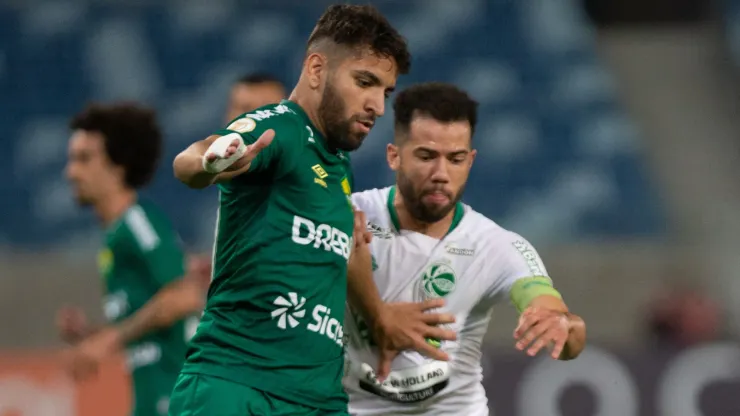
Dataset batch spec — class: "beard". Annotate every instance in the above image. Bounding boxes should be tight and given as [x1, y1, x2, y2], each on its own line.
[397, 169, 465, 223]
[317, 81, 369, 152]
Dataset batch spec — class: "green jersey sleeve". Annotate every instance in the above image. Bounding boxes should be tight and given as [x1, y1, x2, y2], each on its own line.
[122, 204, 186, 287]
[213, 103, 307, 178]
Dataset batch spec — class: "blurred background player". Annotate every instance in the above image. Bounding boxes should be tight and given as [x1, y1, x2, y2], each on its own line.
[345, 83, 586, 415]
[59, 103, 210, 416]
[224, 72, 286, 123]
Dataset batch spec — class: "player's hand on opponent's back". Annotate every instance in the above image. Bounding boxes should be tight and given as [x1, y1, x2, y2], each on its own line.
[202, 129, 275, 175]
[514, 306, 571, 359]
[373, 299, 457, 380]
[56, 305, 89, 344]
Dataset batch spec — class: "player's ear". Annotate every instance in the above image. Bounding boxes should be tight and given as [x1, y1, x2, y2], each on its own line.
[304, 53, 327, 90]
[469, 149, 477, 167]
[387, 143, 399, 171]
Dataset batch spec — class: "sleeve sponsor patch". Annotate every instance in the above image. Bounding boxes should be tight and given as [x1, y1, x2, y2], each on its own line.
[511, 240, 546, 276]
[227, 117, 256, 133]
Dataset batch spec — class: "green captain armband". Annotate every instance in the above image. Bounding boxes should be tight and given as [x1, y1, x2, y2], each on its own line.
[510, 276, 562, 313]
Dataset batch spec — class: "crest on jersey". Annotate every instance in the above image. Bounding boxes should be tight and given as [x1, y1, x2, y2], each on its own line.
[422, 263, 457, 298]
[98, 248, 113, 278]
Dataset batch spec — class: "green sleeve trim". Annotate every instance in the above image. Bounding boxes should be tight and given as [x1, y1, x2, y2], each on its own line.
[510, 276, 562, 313]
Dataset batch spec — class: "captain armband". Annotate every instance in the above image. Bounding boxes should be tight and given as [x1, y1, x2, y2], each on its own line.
[509, 276, 562, 313]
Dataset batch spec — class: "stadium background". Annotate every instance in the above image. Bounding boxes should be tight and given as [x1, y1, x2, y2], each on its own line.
[2, 0, 740, 414]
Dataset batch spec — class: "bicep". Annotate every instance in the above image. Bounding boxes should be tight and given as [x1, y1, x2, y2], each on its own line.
[485, 234, 559, 312]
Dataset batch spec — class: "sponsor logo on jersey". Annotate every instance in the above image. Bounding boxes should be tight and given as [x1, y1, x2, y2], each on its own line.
[422, 263, 457, 298]
[271, 292, 307, 329]
[270, 292, 344, 347]
[312, 164, 328, 188]
[445, 244, 475, 256]
[97, 248, 113, 277]
[291, 215, 352, 260]
[371, 255, 379, 271]
[367, 222, 393, 239]
[512, 240, 545, 276]
[227, 117, 256, 133]
[246, 104, 294, 121]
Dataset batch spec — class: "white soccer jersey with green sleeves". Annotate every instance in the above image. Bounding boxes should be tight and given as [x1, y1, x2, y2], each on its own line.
[344, 186, 551, 416]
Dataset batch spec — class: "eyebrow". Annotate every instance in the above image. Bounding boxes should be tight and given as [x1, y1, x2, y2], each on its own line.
[353, 70, 395, 93]
[414, 147, 470, 157]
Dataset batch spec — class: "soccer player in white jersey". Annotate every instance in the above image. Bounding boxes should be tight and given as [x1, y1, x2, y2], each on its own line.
[344, 83, 587, 415]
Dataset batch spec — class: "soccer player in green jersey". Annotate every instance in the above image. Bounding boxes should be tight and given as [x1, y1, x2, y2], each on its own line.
[59, 103, 210, 416]
[225, 72, 286, 123]
[170, 4, 457, 416]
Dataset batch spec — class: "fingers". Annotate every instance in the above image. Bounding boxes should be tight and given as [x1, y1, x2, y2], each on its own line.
[516, 320, 550, 354]
[377, 349, 397, 381]
[419, 298, 446, 311]
[514, 308, 540, 338]
[245, 129, 275, 156]
[549, 335, 567, 359]
[422, 326, 457, 342]
[513, 310, 569, 359]
[352, 209, 372, 245]
[419, 311, 456, 326]
[412, 337, 450, 361]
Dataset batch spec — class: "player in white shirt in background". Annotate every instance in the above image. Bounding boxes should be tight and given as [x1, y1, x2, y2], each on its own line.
[344, 82, 587, 415]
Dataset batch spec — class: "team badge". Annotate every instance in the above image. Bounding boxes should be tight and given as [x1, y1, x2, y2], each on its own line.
[422, 263, 457, 298]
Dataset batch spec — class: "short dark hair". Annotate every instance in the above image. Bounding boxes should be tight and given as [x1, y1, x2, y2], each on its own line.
[393, 82, 479, 142]
[307, 4, 411, 75]
[70, 103, 162, 189]
[235, 72, 284, 87]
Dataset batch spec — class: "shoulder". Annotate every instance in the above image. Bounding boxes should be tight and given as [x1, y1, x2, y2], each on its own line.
[120, 202, 177, 252]
[225, 102, 306, 138]
[457, 207, 540, 264]
[351, 187, 391, 220]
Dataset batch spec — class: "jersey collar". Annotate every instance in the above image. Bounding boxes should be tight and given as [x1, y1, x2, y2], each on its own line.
[386, 186, 464, 236]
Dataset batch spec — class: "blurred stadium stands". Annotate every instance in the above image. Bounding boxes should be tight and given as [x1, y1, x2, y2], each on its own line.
[0, 0, 664, 250]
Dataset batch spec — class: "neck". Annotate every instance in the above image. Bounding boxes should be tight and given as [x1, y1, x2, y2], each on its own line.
[393, 188, 455, 239]
[94, 189, 137, 227]
[289, 84, 327, 139]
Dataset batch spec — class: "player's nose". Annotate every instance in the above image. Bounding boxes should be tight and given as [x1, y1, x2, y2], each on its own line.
[430, 159, 451, 183]
[365, 93, 385, 118]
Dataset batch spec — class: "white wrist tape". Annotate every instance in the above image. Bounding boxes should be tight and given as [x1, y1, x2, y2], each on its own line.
[202, 133, 247, 174]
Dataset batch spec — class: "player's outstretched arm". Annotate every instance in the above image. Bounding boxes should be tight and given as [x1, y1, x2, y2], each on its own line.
[513, 291, 586, 361]
[173, 130, 274, 189]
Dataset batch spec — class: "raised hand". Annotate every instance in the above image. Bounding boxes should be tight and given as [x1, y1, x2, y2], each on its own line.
[203, 129, 275, 174]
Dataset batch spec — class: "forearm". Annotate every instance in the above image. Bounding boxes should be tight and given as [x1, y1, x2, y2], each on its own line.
[560, 313, 586, 360]
[173, 138, 219, 189]
[347, 243, 384, 325]
[113, 280, 203, 345]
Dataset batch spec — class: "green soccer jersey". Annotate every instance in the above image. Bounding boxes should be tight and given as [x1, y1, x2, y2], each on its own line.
[182, 100, 355, 411]
[99, 201, 192, 390]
